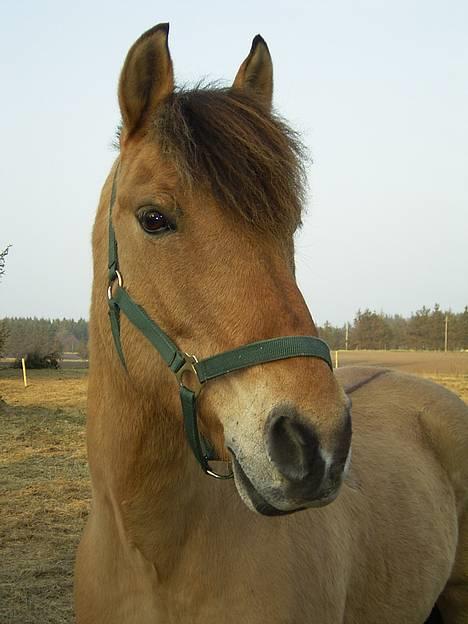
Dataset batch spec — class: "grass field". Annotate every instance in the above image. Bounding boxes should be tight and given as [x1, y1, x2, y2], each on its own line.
[1, 352, 468, 623]
[334, 350, 468, 403]
[1, 369, 88, 624]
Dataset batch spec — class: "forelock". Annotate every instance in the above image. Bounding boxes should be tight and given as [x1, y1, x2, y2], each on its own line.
[153, 85, 307, 236]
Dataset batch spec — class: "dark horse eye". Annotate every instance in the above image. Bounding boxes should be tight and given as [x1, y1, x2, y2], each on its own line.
[138, 209, 175, 235]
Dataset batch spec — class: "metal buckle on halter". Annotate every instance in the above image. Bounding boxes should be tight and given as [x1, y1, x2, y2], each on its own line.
[205, 460, 234, 480]
[175, 353, 203, 397]
[107, 270, 123, 301]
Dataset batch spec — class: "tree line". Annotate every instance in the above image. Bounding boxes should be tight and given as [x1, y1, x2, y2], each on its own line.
[319, 305, 468, 351]
[1, 245, 467, 363]
[0, 318, 88, 367]
[0, 305, 467, 368]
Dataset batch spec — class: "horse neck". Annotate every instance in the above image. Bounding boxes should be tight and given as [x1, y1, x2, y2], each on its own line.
[87, 340, 210, 570]
[87, 191, 221, 572]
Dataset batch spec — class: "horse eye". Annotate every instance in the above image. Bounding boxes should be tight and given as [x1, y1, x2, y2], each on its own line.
[138, 209, 175, 235]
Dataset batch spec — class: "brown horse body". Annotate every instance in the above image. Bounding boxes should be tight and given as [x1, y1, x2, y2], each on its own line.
[75, 24, 468, 623]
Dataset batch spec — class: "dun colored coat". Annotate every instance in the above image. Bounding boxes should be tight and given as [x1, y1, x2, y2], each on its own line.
[75, 23, 468, 623]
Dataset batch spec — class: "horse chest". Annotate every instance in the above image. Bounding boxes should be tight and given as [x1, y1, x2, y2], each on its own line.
[151, 550, 347, 624]
[153, 587, 343, 624]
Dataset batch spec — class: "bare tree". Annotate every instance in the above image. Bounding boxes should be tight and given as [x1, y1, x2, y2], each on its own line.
[0, 245, 11, 355]
[0, 245, 11, 280]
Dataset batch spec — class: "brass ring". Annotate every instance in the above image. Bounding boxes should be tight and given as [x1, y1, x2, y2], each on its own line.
[175, 353, 203, 397]
[107, 270, 123, 300]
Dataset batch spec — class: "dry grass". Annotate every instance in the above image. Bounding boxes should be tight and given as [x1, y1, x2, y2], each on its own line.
[334, 349, 468, 375]
[1, 354, 467, 623]
[0, 369, 89, 624]
[334, 350, 468, 402]
[423, 374, 468, 403]
[0, 368, 88, 410]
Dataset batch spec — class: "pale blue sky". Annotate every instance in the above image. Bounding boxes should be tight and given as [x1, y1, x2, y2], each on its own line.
[1, 0, 467, 325]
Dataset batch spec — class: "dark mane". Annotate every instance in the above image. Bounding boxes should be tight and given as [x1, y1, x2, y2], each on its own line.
[154, 86, 307, 235]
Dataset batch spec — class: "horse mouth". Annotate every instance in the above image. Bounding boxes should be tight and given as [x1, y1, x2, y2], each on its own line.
[230, 454, 303, 516]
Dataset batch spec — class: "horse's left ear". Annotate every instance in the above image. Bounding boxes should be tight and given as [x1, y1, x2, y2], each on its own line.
[118, 23, 174, 142]
[232, 35, 273, 109]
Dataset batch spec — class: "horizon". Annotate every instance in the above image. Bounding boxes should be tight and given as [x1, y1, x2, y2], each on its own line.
[1, 301, 466, 326]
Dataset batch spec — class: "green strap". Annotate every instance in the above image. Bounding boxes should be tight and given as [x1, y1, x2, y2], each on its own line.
[180, 386, 209, 472]
[108, 301, 127, 371]
[108, 165, 120, 281]
[180, 385, 230, 478]
[110, 286, 186, 372]
[180, 386, 207, 470]
[195, 336, 332, 382]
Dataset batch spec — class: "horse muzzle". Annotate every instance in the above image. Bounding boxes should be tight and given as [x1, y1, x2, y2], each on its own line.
[229, 404, 352, 515]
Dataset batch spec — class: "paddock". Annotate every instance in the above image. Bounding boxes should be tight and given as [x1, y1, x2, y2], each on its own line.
[1, 352, 467, 623]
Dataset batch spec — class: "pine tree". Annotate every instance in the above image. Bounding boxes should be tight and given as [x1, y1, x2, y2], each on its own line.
[318, 322, 346, 350]
[350, 310, 393, 349]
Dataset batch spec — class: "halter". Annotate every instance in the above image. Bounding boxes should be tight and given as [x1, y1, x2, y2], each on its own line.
[106, 165, 333, 479]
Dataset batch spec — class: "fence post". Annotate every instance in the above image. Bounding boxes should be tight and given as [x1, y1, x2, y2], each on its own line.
[444, 314, 448, 352]
[21, 357, 28, 388]
[335, 350, 339, 369]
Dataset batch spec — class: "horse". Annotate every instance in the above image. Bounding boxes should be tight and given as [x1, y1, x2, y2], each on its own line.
[74, 23, 468, 623]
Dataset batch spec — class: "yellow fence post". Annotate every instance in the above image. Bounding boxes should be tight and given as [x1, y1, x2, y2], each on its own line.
[21, 357, 28, 388]
[335, 350, 339, 369]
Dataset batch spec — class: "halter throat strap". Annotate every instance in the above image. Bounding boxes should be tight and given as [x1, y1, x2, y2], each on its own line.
[106, 166, 333, 479]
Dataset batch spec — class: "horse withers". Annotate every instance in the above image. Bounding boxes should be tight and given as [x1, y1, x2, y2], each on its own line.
[75, 23, 468, 623]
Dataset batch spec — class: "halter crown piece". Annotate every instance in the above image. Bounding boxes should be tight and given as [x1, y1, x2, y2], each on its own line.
[106, 164, 333, 479]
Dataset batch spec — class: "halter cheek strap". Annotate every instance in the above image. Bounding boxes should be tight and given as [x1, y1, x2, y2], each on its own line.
[106, 166, 333, 479]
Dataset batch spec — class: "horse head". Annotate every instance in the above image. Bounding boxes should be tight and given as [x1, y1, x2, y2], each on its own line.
[93, 23, 351, 515]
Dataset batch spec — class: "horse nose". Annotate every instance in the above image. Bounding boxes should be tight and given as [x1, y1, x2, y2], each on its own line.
[265, 406, 325, 489]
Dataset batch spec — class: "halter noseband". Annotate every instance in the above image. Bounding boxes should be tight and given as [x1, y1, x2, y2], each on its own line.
[106, 165, 333, 479]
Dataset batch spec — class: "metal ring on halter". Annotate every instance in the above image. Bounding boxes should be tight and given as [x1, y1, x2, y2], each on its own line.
[175, 353, 203, 397]
[206, 464, 234, 479]
[107, 270, 123, 301]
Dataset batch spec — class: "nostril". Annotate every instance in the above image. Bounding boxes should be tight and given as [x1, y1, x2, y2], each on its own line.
[266, 409, 321, 483]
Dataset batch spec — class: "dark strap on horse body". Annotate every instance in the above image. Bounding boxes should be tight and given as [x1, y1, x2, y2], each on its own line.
[108, 164, 120, 281]
[179, 386, 215, 474]
[111, 286, 186, 373]
[106, 165, 333, 478]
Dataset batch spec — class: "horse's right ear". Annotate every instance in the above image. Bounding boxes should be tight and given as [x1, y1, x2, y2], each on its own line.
[118, 23, 174, 142]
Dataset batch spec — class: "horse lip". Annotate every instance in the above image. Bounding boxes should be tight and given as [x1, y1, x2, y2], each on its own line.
[229, 451, 304, 517]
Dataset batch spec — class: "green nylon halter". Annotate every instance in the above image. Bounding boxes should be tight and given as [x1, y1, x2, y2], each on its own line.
[106, 165, 333, 479]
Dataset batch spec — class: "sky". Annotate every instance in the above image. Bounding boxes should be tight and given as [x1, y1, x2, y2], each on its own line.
[1, 0, 467, 326]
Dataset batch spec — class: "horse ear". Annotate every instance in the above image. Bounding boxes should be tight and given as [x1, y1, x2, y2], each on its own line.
[232, 35, 273, 109]
[118, 23, 174, 141]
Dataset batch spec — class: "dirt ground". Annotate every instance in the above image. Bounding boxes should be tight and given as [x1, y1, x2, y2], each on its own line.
[1, 353, 467, 623]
